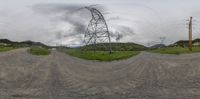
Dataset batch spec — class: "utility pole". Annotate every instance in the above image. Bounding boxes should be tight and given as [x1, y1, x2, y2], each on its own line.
[189, 17, 193, 51]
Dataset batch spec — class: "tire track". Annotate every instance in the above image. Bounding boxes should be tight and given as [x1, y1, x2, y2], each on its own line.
[1, 49, 200, 99]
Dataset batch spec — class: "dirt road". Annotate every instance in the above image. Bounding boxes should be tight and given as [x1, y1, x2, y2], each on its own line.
[0, 48, 200, 99]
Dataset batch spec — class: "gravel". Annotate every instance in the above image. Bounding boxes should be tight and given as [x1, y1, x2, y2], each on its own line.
[0, 49, 200, 99]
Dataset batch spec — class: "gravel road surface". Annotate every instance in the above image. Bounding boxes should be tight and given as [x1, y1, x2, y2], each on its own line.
[0, 48, 200, 99]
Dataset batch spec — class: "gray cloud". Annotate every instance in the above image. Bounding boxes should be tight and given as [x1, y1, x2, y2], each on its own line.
[32, 4, 108, 38]
[118, 26, 135, 35]
[107, 16, 120, 21]
[32, 3, 84, 14]
[1, 0, 200, 46]
[32, 3, 89, 38]
[116, 33, 123, 41]
[109, 26, 135, 42]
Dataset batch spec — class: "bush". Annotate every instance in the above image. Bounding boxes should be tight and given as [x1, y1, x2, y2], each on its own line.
[28, 47, 51, 55]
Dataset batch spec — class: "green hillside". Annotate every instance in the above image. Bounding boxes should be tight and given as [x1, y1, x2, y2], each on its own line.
[0, 39, 48, 48]
[82, 43, 147, 51]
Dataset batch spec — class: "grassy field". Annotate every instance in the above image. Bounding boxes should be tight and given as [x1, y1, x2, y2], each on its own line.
[151, 47, 200, 55]
[0, 47, 15, 52]
[83, 43, 147, 51]
[64, 49, 140, 61]
[28, 47, 51, 55]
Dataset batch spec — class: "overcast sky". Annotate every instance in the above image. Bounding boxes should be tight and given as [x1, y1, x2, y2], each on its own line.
[0, 0, 200, 46]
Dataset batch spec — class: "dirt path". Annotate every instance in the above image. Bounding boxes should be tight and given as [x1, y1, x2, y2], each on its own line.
[0, 49, 200, 99]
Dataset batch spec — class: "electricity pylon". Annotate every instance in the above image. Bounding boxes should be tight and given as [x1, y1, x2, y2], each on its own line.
[84, 6, 112, 54]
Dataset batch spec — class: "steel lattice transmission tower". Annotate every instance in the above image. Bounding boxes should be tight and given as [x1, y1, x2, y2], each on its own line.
[84, 6, 112, 54]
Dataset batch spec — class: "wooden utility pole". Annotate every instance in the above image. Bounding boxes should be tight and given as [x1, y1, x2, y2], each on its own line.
[189, 17, 193, 51]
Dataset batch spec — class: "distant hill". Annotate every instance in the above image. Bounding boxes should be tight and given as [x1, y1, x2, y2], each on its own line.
[82, 42, 147, 51]
[151, 44, 166, 48]
[0, 39, 48, 48]
[169, 38, 200, 47]
[20, 40, 47, 47]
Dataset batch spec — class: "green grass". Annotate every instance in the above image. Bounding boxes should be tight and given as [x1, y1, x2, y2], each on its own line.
[28, 47, 51, 55]
[65, 49, 140, 61]
[0, 47, 15, 52]
[150, 47, 200, 55]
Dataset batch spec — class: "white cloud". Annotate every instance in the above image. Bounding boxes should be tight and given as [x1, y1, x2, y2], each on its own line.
[0, 0, 200, 46]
